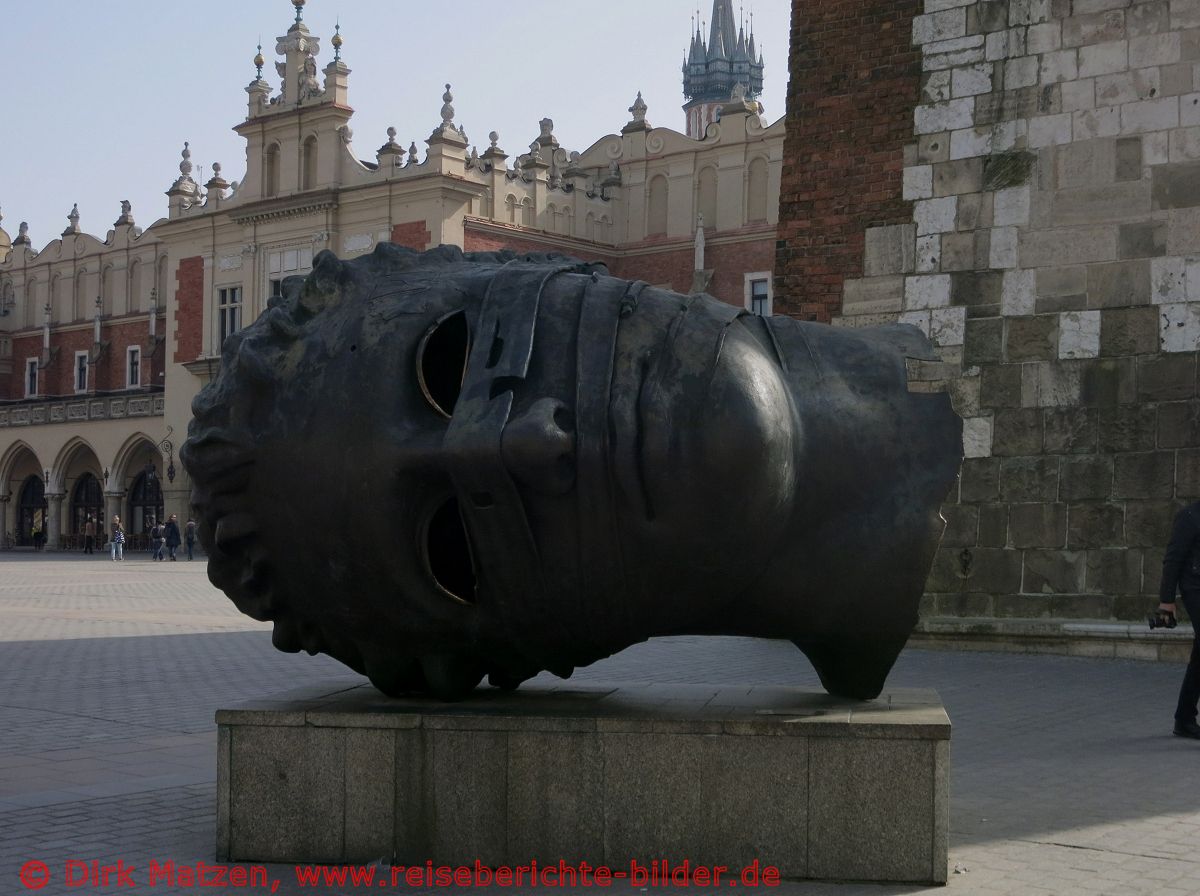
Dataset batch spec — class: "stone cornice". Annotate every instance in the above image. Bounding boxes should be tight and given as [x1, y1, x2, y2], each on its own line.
[228, 191, 339, 226]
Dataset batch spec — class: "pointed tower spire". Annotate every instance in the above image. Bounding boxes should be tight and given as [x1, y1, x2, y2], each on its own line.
[707, 0, 736, 61]
[682, 0, 763, 137]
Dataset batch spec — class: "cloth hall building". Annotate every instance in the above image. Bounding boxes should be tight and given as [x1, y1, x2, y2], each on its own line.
[0, 0, 782, 549]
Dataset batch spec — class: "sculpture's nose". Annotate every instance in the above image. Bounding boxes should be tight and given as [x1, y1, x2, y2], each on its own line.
[501, 397, 575, 494]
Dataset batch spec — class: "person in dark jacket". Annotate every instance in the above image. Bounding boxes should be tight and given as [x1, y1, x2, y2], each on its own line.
[1159, 501, 1200, 739]
[164, 514, 182, 561]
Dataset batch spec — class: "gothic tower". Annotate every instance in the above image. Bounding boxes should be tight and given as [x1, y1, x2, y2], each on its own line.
[681, 0, 764, 139]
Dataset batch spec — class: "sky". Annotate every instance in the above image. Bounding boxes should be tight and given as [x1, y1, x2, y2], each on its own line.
[0, 0, 792, 248]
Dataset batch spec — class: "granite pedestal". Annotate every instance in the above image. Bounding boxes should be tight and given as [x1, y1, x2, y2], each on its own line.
[216, 681, 950, 884]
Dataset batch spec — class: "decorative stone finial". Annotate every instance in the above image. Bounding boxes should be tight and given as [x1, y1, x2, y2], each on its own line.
[440, 84, 455, 127]
[377, 126, 403, 162]
[254, 42, 265, 79]
[180, 142, 193, 178]
[332, 22, 343, 61]
[482, 131, 506, 162]
[292, 0, 305, 24]
[408, 142, 419, 165]
[15, 221, 30, 245]
[630, 91, 648, 122]
[206, 162, 230, 196]
[115, 200, 134, 227]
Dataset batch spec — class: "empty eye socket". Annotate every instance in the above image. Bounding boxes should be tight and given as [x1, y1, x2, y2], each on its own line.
[422, 495, 477, 605]
[417, 310, 471, 419]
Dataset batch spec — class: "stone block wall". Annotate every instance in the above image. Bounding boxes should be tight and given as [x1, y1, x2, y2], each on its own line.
[802, 0, 1200, 620]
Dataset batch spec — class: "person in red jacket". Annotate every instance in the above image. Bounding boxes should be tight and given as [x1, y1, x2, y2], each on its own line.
[1158, 501, 1200, 739]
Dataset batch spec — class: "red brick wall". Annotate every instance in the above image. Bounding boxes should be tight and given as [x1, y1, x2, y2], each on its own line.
[774, 0, 922, 321]
[464, 228, 565, 256]
[3, 318, 160, 399]
[173, 256, 204, 364]
[390, 221, 431, 251]
[613, 235, 776, 308]
[462, 224, 618, 268]
[465, 222, 772, 308]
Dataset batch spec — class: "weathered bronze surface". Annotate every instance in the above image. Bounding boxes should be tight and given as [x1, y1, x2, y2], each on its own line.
[182, 244, 963, 701]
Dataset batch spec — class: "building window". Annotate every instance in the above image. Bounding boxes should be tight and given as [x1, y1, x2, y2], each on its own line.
[25, 358, 38, 398]
[218, 286, 243, 347]
[265, 249, 312, 305]
[74, 351, 89, 393]
[126, 346, 141, 388]
[745, 273, 772, 317]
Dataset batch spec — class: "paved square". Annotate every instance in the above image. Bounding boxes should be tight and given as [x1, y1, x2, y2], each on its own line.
[1, 553, 1198, 894]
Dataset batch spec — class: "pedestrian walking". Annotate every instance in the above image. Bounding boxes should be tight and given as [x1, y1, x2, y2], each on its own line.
[150, 518, 165, 561]
[165, 514, 181, 561]
[110, 516, 125, 561]
[1157, 500, 1200, 739]
[83, 516, 96, 555]
[185, 517, 197, 560]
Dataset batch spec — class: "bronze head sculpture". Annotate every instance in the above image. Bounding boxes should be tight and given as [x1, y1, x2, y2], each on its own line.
[182, 243, 962, 701]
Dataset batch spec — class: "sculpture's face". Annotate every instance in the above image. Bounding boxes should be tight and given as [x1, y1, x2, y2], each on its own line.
[229, 249, 796, 691]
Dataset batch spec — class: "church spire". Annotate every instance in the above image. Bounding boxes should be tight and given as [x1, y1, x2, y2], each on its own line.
[681, 0, 764, 138]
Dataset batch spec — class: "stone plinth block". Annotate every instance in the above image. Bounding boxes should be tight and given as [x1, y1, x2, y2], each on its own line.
[216, 682, 951, 884]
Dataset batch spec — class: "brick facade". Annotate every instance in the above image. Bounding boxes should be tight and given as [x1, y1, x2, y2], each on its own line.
[774, 0, 923, 321]
[612, 232, 777, 307]
[466, 221, 775, 309]
[462, 224, 589, 259]
[173, 256, 204, 365]
[4, 317, 163, 400]
[390, 221, 431, 251]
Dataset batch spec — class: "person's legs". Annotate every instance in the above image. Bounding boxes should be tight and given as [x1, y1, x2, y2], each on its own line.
[186, 540, 194, 560]
[116, 542, 124, 561]
[1175, 590, 1200, 727]
[111, 540, 116, 561]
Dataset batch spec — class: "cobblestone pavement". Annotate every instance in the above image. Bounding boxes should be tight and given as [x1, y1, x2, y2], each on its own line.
[0, 553, 1197, 895]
